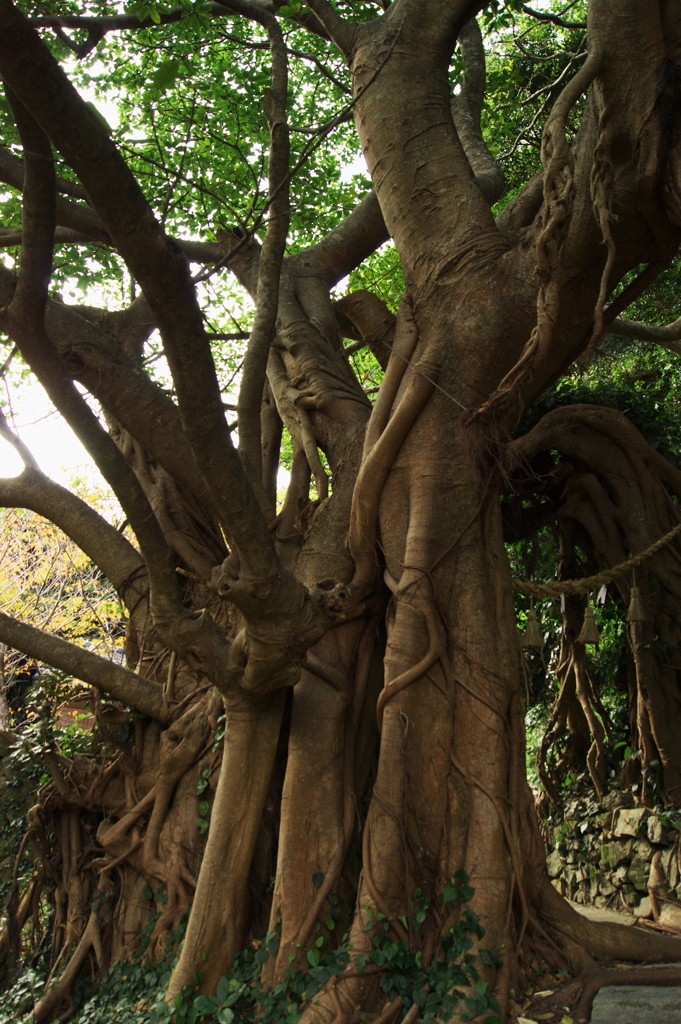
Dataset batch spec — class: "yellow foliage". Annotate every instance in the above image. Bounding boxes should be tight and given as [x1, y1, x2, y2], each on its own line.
[0, 506, 125, 667]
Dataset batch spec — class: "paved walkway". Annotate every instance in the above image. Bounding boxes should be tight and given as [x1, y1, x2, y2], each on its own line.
[569, 904, 681, 1023]
[590, 984, 681, 1023]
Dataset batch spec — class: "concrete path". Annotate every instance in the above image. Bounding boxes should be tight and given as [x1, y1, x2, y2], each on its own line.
[590, 984, 681, 1023]
[565, 905, 681, 1023]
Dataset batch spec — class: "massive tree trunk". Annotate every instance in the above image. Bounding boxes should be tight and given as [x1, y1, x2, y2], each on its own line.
[1, 1, 681, 1021]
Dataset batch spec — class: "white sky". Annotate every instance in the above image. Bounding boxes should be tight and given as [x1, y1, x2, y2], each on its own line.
[0, 379, 101, 486]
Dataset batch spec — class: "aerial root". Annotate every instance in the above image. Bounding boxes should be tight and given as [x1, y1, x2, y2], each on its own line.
[33, 896, 107, 1023]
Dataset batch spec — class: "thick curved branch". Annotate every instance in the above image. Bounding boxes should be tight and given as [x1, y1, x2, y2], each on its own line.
[451, 18, 505, 204]
[0, 267, 214, 514]
[1, 323, 183, 624]
[609, 314, 681, 353]
[0, 467, 144, 600]
[302, 0, 356, 57]
[0, 612, 167, 722]
[495, 170, 544, 236]
[349, 0, 498, 291]
[224, 189, 389, 296]
[303, 190, 389, 286]
[334, 290, 395, 370]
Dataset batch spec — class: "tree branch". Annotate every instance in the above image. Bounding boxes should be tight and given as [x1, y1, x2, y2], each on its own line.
[0, 227, 100, 248]
[2, 89, 184, 625]
[237, 11, 290, 514]
[0, 143, 86, 200]
[0, 405, 39, 471]
[0, 265, 215, 515]
[303, 190, 389, 286]
[519, 2, 586, 30]
[5, 87, 54, 323]
[609, 314, 681, 354]
[0, 611, 168, 723]
[302, 0, 356, 57]
[451, 17, 505, 205]
[0, 0, 282, 584]
[1, 1, 352, 692]
[0, 146, 222, 261]
[31, 2, 238, 54]
[348, 0, 497, 289]
[0, 467, 145, 601]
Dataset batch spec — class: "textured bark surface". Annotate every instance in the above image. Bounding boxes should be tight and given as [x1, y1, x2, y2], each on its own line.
[1, 1, 681, 1022]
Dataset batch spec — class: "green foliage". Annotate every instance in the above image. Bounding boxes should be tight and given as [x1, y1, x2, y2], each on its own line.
[144, 873, 501, 1024]
[0, 963, 50, 1023]
[0, 730, 42, 908]
[346, 244, 404, 311]
[73, 957, 175, 1024]
[524, 341, 681, 463]
[356, 880, 501, 1024]
[0, 875, 501, 1024]
[483, 2, 588, 201]
[0, 910, 184, 1023]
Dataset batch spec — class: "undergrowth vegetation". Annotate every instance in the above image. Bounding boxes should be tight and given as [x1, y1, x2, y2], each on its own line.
[0, 874, 501, 1024]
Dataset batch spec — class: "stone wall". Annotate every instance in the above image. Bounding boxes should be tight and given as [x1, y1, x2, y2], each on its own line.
[546, 793, 681, 917]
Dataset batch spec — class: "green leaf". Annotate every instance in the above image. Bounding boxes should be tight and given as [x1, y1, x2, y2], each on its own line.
[224, 988, 244, 1007]
[193, 994, 218, 1013]
[216, 975, 230, 1003]
[151, 59, 181, 92]
[443, 882, 458, 904]
[479, 948, 502, 967]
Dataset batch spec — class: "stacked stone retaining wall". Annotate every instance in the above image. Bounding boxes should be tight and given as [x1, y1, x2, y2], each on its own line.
[546, 793, 681, 917]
